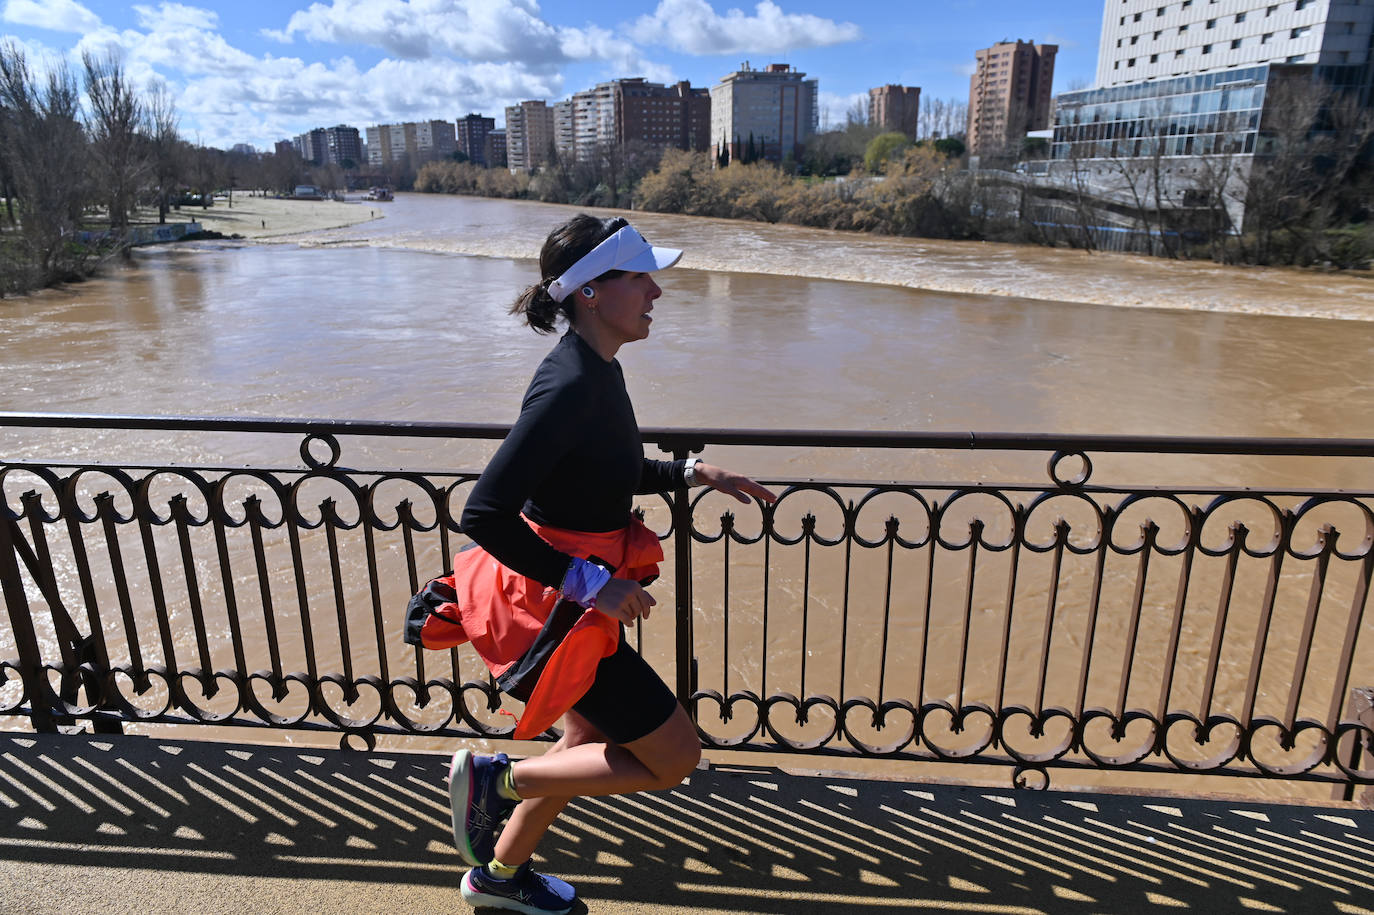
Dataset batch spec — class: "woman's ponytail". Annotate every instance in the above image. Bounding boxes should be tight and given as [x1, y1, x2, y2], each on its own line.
[510, 280, 567, 334]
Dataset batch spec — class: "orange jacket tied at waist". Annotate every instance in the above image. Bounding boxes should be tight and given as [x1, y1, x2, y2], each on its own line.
[414, 516, 662, 739]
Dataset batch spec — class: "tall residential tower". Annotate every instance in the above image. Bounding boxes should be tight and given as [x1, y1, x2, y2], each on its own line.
[967, 40, 1058, 157]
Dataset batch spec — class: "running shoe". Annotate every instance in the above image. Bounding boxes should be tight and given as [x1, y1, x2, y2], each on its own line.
[461, 862, 576, 915]
[448, 750, 518, 866]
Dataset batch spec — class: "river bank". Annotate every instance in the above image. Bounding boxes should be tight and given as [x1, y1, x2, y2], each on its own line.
[175, 193, 383, 240]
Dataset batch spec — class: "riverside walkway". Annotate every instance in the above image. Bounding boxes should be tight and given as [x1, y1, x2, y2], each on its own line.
[0, 731, 1369, 915]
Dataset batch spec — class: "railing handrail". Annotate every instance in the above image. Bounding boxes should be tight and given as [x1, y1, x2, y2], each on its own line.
[5, 411, 1374, 457]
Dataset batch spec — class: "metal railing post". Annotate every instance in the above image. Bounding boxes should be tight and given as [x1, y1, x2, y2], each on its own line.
[0, 515, 56, 732]
[669, 446, 695, 713]
[1335, 687, 1373, 805]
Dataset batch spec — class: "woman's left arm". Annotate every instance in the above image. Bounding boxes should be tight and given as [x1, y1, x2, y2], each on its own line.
[692, 461, 778, 505]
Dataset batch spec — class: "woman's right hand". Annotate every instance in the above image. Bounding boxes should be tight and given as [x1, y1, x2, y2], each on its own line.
[593, 578, 656, 625]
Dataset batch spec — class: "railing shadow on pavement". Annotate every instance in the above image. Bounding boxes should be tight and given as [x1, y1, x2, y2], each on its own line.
[1, 732, 1370, 915]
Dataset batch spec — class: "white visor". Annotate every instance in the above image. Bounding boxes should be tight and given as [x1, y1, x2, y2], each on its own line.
[547, 225, 683, 302]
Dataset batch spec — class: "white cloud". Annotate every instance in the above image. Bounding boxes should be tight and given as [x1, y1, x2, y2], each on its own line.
[630, 0, 860, 56]
[277, 0, 564, 65]
[177, 55, 562, 147]
[132, 2, 221, 32]
[2, 0, 102, 34]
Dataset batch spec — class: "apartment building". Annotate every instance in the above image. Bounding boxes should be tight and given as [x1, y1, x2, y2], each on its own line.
[414, 119, 457, 161]
[485, 129, 507, 169]
[364, 120, 456, 169]
[710, 62, 818, 164]
[364, 124, 390, 169]
[325, 125, 362, 167]
[548, 79, 709, 165]
[456, 114, 494, 166]
[506, 100, 555, 171]
[293, 128, 328, 165]
[967, 40, 1058, 157]
[553, 98, 577, 162]
[291, 125, 363, 167]
[616, 79, 711, 152]
[868, 85, 922, 139]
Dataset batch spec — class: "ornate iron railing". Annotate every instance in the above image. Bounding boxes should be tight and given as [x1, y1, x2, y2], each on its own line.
[2, 413, 1371, 795]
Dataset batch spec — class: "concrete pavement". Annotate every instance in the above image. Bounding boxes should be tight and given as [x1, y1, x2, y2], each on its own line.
[0, 731, 1370, 915]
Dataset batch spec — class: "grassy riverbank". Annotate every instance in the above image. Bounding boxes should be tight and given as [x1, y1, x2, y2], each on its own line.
[184, 193, 382, 240]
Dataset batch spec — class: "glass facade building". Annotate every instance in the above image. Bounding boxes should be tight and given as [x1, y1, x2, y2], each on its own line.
[1052, 66, 1271, 160]
[1053, 60, 1373, 162]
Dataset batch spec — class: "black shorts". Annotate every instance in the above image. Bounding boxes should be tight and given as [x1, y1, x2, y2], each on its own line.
[569, 639, 680, 745]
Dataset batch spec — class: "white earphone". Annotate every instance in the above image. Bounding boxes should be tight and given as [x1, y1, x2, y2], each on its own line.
[581, 285, 596, 299]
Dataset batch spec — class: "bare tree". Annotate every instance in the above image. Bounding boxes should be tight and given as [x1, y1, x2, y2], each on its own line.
[0, 41, 90, 289]
[1244, 75, 1374, 264]
[919, 96, 969, 141]
[82, 50, 147, 241]
[144, 80, 179, 224]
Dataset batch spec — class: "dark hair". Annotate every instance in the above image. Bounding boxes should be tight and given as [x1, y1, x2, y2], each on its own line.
[511, 213, 630, 333]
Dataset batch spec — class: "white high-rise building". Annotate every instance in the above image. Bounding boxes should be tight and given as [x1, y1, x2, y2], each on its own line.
[709, 62, 818, 165]
[1096, 0, 1373, 87]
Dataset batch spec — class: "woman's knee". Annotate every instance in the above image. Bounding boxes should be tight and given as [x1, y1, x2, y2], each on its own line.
[631, 705, 701, 789]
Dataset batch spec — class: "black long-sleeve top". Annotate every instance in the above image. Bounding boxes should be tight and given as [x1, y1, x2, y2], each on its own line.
[460, 331, 685, 588]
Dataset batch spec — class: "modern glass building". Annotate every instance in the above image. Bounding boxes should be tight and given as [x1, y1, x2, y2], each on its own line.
[1052, 65, 1272, 161]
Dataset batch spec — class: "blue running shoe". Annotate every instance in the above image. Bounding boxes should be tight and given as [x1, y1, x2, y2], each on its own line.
[448, 750, 518, 866]
[461, 862, 576, 915]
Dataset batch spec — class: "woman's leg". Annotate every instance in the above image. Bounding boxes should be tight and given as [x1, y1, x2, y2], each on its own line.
[492, 702, 700, 866]
[489, 708, 602, 866]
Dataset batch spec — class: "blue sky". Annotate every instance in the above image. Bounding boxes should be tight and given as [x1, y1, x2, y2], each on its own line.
[1, 0, 1106, 150]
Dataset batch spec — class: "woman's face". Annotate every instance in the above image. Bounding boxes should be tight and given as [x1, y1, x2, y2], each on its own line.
[589, 271, 662, 346]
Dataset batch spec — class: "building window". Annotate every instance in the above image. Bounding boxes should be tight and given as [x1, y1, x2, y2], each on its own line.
[1157, 5, 1166, 14]
[1291, 25, 1310, 37]
[1235, 11, 1245, 22]
[1206, 18, 1216, 27]
[1231, 38, 1242, 47]
[1179, 23, 1189, 31]
[1266, 4, 1277, 14]
[1131, 34, 1139, 44]
[1116, 37, 1123, 46]
[1128, 57, 1137, 66]
[1202, 43, 1213, 53]
[1154, 30, 1163, 38]
[1296, 0, 1311, 9]
[1150, 52, 1159, 61]
[1262, 31, 1272, 42]
[1175, 48, 1185, 56]
[1133, 11, 1143, 20]
[1182, 0, 1192, 5]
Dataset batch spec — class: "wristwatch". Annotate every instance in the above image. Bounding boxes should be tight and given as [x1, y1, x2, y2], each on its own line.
[683, 458, 700, 487]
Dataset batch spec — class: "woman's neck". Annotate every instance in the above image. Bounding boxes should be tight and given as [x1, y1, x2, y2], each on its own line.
[568, 321, 619, 362]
